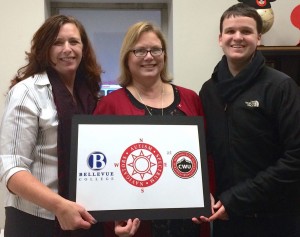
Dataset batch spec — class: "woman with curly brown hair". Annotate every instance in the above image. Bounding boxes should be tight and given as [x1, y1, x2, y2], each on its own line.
[0, 15, 104, 237]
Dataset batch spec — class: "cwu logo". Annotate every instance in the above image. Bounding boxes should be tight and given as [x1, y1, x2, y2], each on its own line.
[177, 158, 193, 172]
[87, 152, 107, 170]
[171, 151, 198, 179]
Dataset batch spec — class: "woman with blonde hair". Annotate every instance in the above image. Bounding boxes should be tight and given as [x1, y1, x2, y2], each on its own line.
[94, 21, 209, 237]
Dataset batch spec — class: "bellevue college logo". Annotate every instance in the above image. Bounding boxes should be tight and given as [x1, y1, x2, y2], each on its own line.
[87, 151, 107, 170]
[171, 151, 198, 179]
[120, 143, 163, 188]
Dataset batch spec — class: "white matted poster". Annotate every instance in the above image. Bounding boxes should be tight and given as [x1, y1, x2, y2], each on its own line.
[69, 115, 211, 221]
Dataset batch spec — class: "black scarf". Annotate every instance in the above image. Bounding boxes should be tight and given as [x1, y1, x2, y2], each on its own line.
[213, 50, 265, 103]
[47, 69, 100, 237]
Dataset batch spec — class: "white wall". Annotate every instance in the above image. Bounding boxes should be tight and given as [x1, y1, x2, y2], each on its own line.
[0, 0, 298, 229]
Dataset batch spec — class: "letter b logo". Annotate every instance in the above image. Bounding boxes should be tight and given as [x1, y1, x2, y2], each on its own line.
[88, 152, 107, 170]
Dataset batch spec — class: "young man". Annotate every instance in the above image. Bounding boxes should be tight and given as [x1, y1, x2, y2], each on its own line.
[198, 3, 300, 237]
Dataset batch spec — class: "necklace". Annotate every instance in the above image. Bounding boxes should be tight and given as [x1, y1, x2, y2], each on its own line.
[134, 84, 164, 116]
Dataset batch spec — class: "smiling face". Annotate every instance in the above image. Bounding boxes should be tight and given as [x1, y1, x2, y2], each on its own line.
[49, 23, 83, 81]
[219, 16, 261, 71]
[127, 31, 164, 84]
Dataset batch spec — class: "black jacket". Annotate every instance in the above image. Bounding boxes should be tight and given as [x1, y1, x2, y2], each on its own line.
[200, 51, 300, 218]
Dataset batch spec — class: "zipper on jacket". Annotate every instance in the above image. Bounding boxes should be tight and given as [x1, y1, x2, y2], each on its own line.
[224, 103, 228, 111]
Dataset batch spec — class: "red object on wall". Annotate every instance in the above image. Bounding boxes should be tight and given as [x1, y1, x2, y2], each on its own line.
[291, 5, 300, 29]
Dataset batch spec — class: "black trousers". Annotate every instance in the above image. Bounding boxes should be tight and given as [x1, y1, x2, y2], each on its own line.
[5, 207, 54, 237]
[4, 207, 104, 237]
[213, 215, 300, 237]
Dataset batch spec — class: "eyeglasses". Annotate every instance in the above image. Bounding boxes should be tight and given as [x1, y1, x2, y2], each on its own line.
[131, 48, 164, 57]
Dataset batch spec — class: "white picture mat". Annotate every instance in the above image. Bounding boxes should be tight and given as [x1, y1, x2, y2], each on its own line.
[76, 124, 205, 211]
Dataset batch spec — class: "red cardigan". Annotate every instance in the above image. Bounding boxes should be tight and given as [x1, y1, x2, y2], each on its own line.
[94, 85, 204, 116]
[93, 85, 213, 237]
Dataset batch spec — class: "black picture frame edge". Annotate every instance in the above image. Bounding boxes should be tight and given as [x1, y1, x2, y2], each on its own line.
[69, 115, 211, 221]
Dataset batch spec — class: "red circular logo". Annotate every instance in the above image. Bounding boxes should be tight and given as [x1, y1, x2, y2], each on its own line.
[120, 143, 163, 187]
[171, 151, 198, 179]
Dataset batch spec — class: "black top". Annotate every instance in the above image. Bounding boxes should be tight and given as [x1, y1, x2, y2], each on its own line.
[200, 51, 300, 217]
[126, 84, 185, 116]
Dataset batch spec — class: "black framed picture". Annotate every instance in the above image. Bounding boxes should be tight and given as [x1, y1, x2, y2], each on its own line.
[69, 115, 211, 221]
